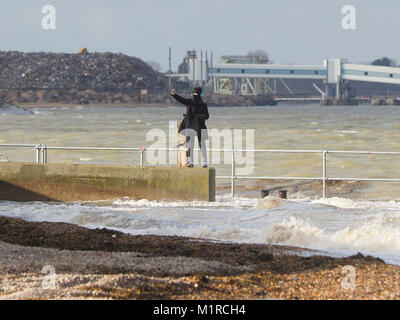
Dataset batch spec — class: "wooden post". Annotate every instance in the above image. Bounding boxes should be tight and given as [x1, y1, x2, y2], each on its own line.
[261, 190, 269, 198]
[141, 89, 148, 104]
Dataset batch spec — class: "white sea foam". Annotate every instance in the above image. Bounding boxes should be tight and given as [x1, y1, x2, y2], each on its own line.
[312, 197, 400, 210]
[1, 196, 400, 264]
[334, 130, 359, 134]
[262, 216, 400, 260]
[32, 110, 51, 115]
[112, 195, 257, 208]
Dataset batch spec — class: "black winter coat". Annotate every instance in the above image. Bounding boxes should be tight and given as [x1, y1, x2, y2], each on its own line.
[172, 93, 209, 135]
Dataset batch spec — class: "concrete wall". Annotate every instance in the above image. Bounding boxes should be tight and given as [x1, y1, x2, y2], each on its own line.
[0, 163, 216, 202]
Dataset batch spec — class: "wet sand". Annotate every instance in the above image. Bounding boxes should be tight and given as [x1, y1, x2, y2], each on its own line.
[0, 216, 399, 300]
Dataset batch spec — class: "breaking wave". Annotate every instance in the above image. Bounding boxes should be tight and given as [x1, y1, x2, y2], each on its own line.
[1, 195, 400, 264]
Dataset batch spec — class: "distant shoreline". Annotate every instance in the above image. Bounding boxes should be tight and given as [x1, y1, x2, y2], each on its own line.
[17, 102, 175, 109]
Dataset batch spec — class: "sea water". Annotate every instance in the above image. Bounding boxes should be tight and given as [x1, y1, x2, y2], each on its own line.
[1, 104, 400, 264]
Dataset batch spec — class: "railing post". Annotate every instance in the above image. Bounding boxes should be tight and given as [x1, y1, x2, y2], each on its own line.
[140, 147, 144, 166]
[322, 150, 327, 198]
[231, 149, 235, 198]
[42, 145, 48, 163]
[35, 145, 41, 163]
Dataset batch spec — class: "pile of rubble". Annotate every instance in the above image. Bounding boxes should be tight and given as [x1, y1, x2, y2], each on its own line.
[0, 51, 166, 91]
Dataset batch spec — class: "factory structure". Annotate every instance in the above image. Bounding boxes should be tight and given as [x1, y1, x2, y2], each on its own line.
[175, 50, 281, 96]
[168, 49, 400, 104]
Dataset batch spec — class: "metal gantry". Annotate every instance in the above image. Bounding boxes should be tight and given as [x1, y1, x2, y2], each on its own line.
[169, 53, 400, 99]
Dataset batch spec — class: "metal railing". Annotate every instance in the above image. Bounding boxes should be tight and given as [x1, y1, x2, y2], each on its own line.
[222, 149, 400, 198]
[1, 143, 400, 198]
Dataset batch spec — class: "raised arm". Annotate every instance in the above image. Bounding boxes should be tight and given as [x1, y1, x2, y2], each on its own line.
[171, 89, 192, 106]
[171, 93, 192, 106]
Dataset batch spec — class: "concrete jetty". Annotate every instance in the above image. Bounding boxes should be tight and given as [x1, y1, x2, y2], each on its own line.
[0, 163, 216, 202]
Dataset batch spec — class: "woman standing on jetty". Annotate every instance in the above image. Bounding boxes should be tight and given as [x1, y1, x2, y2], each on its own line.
[171, 87, 209, 168]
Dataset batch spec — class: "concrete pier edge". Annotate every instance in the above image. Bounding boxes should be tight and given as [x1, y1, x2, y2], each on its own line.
[0, 162, 216, 202]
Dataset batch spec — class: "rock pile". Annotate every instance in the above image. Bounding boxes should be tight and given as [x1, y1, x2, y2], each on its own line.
[0, 51, 166, 91]
[0, 51, 277, 106]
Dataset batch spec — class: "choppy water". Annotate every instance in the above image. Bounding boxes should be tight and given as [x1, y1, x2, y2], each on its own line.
[2, 104, 400, 264]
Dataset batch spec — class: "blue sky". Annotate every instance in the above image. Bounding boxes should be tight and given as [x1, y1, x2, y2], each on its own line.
[0, 1, 398, 70]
